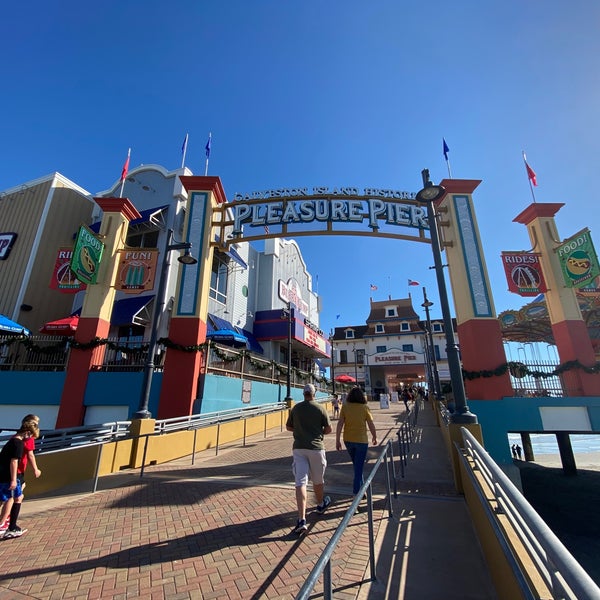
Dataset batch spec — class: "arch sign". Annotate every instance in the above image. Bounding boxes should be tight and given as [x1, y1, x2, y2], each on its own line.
[212, 187, 432, 249]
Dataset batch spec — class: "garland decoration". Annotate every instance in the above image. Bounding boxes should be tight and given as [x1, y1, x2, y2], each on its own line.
[463, 359, 600, 381]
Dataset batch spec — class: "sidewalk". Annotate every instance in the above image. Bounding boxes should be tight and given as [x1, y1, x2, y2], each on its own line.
[0, 401, 497, 599]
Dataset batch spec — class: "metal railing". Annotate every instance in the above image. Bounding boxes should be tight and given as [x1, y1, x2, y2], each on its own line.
[396, 398, 421, 478]
[459, 427, 600, 600]
[295, 440, 396, 600]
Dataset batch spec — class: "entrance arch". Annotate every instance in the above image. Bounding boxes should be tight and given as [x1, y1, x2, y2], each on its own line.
[158, 176, 512, 418]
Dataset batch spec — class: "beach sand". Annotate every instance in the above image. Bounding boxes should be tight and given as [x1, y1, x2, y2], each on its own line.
[515, 453, 600, 586]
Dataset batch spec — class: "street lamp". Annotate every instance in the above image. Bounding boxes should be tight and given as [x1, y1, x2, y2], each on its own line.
[329, 330, 336, 395]
[134, 228, 197, 419]
[421, 287, 442, 400]
[281, 302, 293, 404]
[416, 169, 477, 424]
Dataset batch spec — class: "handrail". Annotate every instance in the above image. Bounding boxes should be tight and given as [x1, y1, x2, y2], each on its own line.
[460, 427, 600, 600]
[295, 440, 395, 600]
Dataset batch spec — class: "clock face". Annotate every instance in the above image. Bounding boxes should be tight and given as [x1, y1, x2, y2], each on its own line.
[419, 186, 443, 201]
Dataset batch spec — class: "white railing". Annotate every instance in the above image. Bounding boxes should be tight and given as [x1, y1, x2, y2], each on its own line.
[460, 427, 600, 600]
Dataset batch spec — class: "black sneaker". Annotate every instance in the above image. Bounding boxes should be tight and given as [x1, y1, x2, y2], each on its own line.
[3, 527, 27, 539]
[292, 519, 308, 535]
[316, 496, 332, 514]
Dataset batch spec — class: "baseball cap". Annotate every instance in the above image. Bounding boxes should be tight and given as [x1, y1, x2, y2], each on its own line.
[303, 384, 316, 395]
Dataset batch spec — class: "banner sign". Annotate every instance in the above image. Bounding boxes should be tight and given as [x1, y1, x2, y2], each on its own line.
[501, 252, 547, 296]
[555, 228, 600, 288]
[70, 225, 104, 285]
[0, 232, 18, 260]
[116, 248, 159, 293]
[50, 247, 87, 293]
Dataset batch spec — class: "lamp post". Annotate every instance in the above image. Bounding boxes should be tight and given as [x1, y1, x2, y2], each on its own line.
[329, 330, 336, 395]
[134, 229, 197, 419]
[421, 287, 442, 400]
[416, 169, 477, 424]
[281, 302, 293, 404]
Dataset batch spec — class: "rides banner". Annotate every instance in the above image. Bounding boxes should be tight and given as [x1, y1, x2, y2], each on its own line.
[556, 228, 600, 289]
[501, 251, 547, 297]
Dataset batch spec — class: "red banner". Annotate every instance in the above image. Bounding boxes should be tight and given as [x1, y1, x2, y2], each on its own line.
[501, 252, 547, 297]
[49, 247, 87, 293]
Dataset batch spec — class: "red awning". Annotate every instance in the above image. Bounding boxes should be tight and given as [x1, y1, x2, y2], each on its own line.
[39, 314, 79, 335]
[335, 374, 356, 383]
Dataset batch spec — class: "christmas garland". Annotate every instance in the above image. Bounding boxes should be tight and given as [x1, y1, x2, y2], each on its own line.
[463, 359, 600, 381]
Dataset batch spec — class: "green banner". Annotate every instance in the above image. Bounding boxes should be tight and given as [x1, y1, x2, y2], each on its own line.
[555, 228, 600, 288]
[70, 225, 104, 285]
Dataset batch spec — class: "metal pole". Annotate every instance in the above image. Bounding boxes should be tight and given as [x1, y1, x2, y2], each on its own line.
[135, 229, 174, 419]
[286, 302, 292, 403]
[420, 169, 476, 424]
[330, 331, 336, 395]
[422, 287, 442, 400]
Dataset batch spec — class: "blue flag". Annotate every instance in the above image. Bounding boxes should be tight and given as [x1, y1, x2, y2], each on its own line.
[205, 134, 212, 158]
[181, 133, 188, 155]
[443, 138, 450, 161]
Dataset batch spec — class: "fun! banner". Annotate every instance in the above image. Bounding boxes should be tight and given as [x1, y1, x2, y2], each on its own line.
[501, 251, 547, 296]
[556, 228, 600, 288]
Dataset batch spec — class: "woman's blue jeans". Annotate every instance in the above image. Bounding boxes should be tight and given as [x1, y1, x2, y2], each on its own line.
[344, 441, 368, 495]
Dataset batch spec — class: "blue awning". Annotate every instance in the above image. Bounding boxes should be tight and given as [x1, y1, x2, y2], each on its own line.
[87, 205, 169, 234]
[314, 358, 326, 373]
[240, 329, 264, 354]
[206, 328, 248, 347]
[214, 235, 247, 269]
[0, 314, 30, 335]
[111, 296, 154, 326]
[208, 313, 235, 331]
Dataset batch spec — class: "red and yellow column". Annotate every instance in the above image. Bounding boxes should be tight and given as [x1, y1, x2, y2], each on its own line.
[514, 203, 600, 396]
[437, 179, 513, 400]
[56, 198, 141, 428]
[157, 176, 225, 418]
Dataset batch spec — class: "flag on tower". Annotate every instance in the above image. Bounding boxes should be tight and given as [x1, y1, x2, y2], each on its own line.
[408, 279, 420, 286]
[523, 152, 537, 186]
[370, 284, 378, 291]
[443, 138, 449, 161]
[120, 148, 131, 181]
[205, 133, 212, 158]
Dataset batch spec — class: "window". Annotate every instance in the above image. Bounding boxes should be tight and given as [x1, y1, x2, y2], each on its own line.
[345, 330, 354, 339]
[386, 308, 396, 317]
[376, 345, 386, 353]
[401, 322, 410, 331]
[375, 323, 384, 333]
[433, 323, 443, 332]
[340, 350, 348, 364]
[434, 345, 441, 360]
[355, 349, 365, 364]
[126, 229, 159, 249]
[402, 344, 414, 352]
[209, 257, 229, 304]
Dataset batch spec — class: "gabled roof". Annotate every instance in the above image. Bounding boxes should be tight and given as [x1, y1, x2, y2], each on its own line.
[366, 297, 419, 322]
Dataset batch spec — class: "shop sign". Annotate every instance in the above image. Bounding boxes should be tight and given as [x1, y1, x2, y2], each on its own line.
[0, 232, 18, 260]
[116, 249, 159, 293]
[278, 278, 309, 314]
[50, 247, 87, 293]
[501, 251, 547, 296]
[555, 228, 600, 288]
[70, 225, 104, 285]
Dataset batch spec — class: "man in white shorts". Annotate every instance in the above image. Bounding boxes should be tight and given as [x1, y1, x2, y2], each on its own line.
[286, 384, 333, 534]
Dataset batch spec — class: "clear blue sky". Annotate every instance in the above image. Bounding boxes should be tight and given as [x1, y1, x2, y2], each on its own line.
[3, 1, 599, 335]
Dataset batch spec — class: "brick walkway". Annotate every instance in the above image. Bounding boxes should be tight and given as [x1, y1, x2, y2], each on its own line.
[0, 402, 497, 599]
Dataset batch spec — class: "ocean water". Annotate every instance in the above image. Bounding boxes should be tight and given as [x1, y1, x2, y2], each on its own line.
[508, 433, 600, 455]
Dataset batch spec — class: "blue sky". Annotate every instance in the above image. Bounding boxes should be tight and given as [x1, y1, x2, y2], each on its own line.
[3, 1, 600, 336]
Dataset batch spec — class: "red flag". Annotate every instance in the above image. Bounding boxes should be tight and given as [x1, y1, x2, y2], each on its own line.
[523, 152, 537, 186]
[120, 148, 131, 181]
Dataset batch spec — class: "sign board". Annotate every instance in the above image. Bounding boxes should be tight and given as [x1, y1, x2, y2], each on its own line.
[116, 248, 159, 293]
[70, 225, 104, 285]
[50, 247, 87, 293]
[555, 228, 600, 288]
[501, 251, 547, 296]
[0, 232, 18, 260]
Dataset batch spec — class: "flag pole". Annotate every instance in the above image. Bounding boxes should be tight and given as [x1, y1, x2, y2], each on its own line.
[181, 133, 189, 169]
[119, 148, 131, 198]
[522, 151, 537, 203]
[204, 132, 212, 176]
[443, 138, 452, 178]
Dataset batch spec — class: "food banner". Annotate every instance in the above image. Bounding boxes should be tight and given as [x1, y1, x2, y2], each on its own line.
[501, 251, 547, 296]
[50, 247, 87, 293]
[555, 228, 600, 289]
[70, 225, 104, 285]
[116, 248, 158, 293]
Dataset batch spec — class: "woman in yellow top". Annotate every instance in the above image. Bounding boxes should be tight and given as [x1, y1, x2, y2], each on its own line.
[335, 387, 378, 495]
